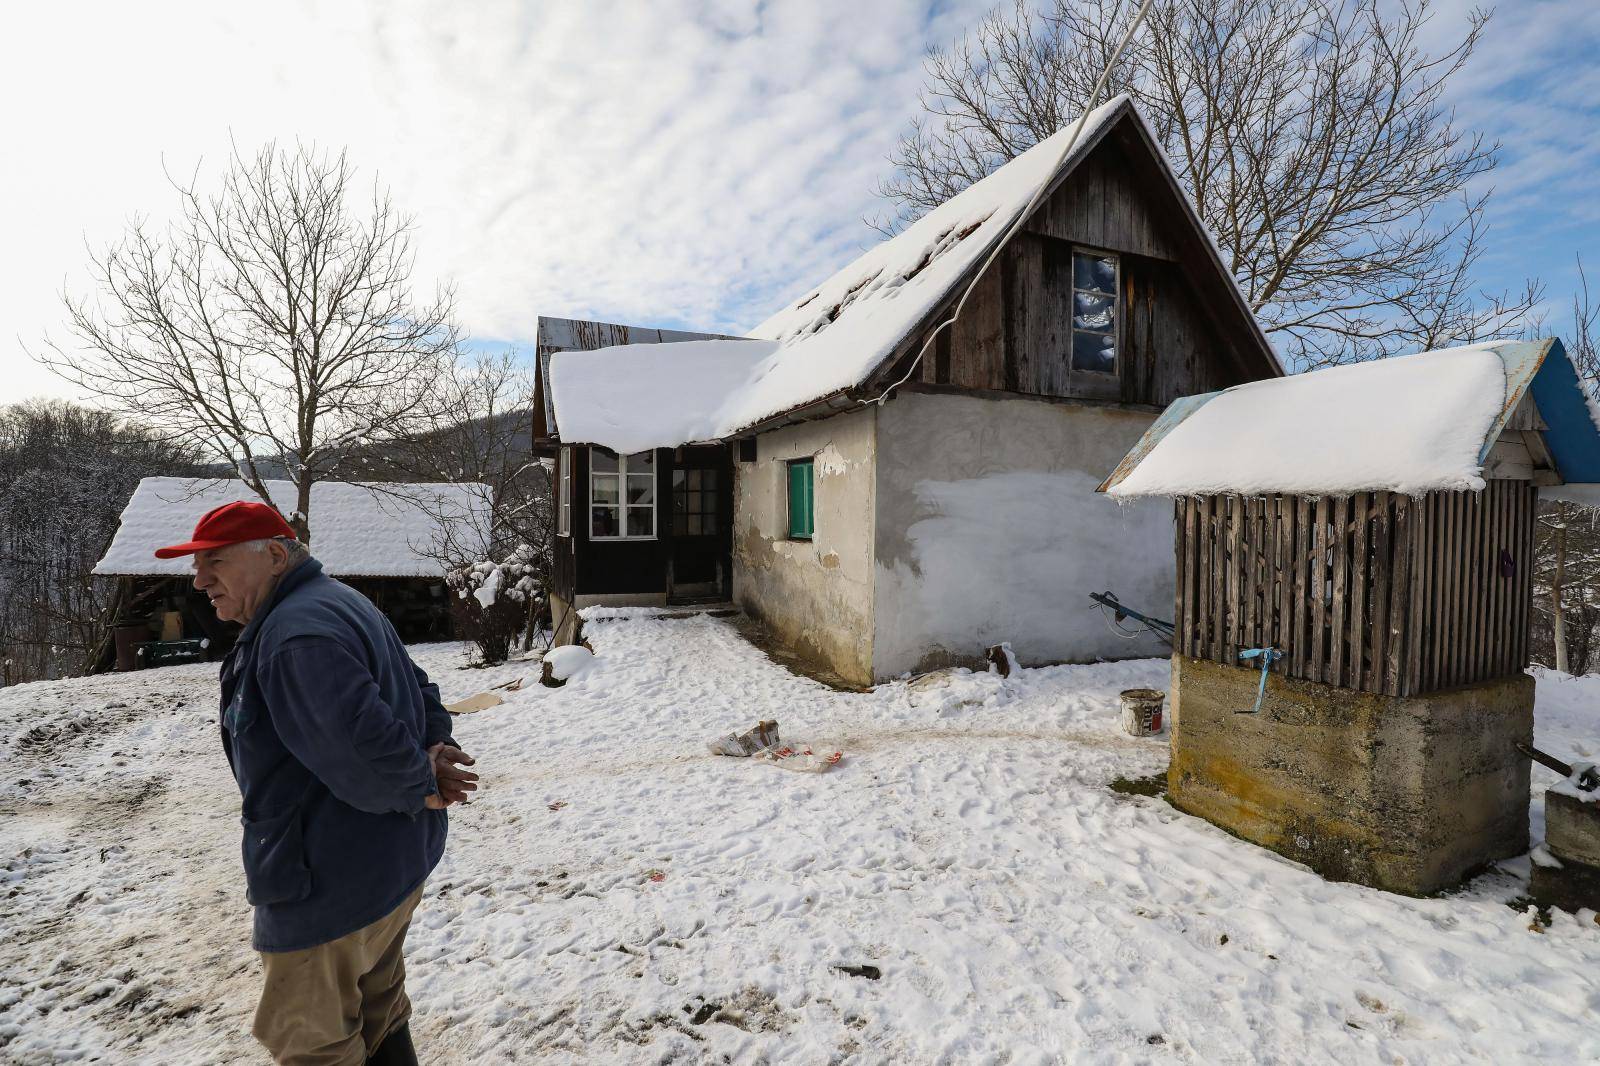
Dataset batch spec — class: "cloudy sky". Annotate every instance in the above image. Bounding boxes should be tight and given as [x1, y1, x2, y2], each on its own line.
[3, 0, 1596, 404]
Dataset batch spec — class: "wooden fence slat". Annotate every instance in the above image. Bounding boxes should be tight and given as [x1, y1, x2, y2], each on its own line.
[1520, 484, 1536, 670]
[1406, 490, 1427, 694]
[1456, 490, 1472, 687]
[1348, 493, 1370, 691]
[1241, 496, 1258, 653]
[1497, 480, 1510, 672]
[1472, 484, 1486, 684]
[1292, 497, 1310, 678]
[1278, 497, 1294, 673]
[1228, 495, 1245, 661]
[1446, 492, 1465, 688]
[1466, 489, 1484, 685]
[1198, 496, 1213, 660]
[1181, 498, 1197, 657]
[1174, 499, 1188, 657]
[1329, 495, 1349, 687]
[1213, 496, 1229, 663]
[1440, 489, 1452, 688]
[1387, 494, 1413, 696]
[1311, 496, 1330, 684]
[1484, 480, 1497, 672]
[1368, 492, 1392, 694]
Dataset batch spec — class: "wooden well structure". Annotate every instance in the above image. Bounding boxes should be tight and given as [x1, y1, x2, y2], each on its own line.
[1173, 481, 1537, 698]
[1100, 338, 1600, 894]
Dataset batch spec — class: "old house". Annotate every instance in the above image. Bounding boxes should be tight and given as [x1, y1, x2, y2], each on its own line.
[539, 95, 1280, 685]
[532, 316, 740, 616]
[1100, 337, 1600, 893]
[92, 477, 487, 669]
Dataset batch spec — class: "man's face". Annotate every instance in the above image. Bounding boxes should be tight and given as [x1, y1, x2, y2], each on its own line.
[192, 541, 288, 624]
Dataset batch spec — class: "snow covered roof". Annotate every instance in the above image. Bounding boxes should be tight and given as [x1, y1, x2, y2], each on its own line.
[534, 316, 738, 444]
[94, 477, 489, 577]
[551, 95, 1271, 452]
[1102, 338, 1600, 499]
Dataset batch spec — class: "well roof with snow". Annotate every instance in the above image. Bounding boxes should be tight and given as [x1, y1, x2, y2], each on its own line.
[95, 477, 488, 578]
[1100, 338, 1598, 698]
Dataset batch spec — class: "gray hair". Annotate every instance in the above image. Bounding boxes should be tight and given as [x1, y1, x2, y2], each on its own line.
[246, 537, 311, 566]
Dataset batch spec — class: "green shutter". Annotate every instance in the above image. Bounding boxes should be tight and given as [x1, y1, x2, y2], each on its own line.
[788, 460, 814, 539]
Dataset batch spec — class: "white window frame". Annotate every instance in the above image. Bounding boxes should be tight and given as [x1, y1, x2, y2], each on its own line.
[1070, 247, 1120, 377]
[557, 447, 571, 537]
[588, 447, 657, 541]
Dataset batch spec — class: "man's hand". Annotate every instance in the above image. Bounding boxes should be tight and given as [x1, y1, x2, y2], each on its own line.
[425, 743, 478, 809]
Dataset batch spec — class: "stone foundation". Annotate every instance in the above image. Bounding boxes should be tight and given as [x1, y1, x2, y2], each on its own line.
[1168, 656, 1533, 895]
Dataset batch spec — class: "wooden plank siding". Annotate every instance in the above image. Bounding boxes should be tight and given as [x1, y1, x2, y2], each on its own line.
[886, 119, 1273, 410]
[1173, 486, 1536, 696]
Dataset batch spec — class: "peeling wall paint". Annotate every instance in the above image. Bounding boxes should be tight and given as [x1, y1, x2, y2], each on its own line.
[732, 408, 877, 685]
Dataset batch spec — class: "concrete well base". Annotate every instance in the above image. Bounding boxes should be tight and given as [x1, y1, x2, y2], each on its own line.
[1533, 788, 1600, 913]
[1168, 656, 1533, 895]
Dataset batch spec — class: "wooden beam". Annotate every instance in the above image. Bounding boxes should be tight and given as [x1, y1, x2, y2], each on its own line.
[1368, 493, 1392, 695]
[1387, 494, 1413, 696]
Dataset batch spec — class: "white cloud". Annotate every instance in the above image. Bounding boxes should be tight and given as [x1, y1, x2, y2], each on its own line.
[0, 0, 993, 403]
[4, 0, 1594, 409]
[1415, 0, 1600, 304]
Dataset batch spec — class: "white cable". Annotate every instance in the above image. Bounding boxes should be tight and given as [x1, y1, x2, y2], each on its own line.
[862, 0, 1157, 407]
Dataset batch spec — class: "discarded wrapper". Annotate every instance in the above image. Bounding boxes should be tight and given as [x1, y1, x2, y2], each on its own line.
[755, 747, 844, 774]
[708, 719, 780, 757]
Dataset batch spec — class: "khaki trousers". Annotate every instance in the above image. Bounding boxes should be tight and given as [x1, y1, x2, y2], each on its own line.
[252, 886, 424, 1066]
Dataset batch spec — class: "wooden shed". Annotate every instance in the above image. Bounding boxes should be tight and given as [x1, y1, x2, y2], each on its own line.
[92, 477, 488, 669]
[1102, 338, 1600, 894]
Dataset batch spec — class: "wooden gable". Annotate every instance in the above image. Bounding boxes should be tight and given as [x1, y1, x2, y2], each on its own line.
[880, 108, 1278, 409]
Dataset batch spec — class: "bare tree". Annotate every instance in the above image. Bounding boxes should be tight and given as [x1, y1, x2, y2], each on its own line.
[36, 142, 458, 542]
[359, 349, 552, 578]
[357, 350, 554, 662]
[0, 401, 203, 683]
[877, 0, 1540, 368]
[1531, 258, 1600, 674]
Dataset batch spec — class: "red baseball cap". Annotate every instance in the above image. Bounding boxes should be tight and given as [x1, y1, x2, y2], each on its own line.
[154, 500, 298, 559]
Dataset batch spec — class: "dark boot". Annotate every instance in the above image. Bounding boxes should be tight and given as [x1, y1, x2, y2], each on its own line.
[367, 1022, 420, 1066]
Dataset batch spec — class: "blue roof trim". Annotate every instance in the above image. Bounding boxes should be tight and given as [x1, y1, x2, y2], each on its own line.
[1097, 390, 1221, 493]
[1528, 337, 1600, 486]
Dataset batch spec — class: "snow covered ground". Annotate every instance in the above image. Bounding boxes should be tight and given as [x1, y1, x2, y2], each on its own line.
[2, 614, 1597, 1064]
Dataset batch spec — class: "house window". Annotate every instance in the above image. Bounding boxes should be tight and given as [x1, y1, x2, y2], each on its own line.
[590, 448, 655, 539]
[787, 459, 814, 540]
[1071, 251, 1118, 374]
[557, 447, 571, 536]
[673, 468, 719, 536]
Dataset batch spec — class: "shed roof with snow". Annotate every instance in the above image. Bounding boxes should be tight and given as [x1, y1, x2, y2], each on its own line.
[94, 477, 489, 578]
[1100, 337, 1600, 501]
[548, 94, 1279, 453]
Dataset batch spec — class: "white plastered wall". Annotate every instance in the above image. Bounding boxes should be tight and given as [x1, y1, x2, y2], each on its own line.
[872, 391, 1173, 679]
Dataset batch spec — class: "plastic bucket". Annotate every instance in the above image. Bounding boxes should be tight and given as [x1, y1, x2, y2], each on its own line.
[1119, 688, 1165, 737]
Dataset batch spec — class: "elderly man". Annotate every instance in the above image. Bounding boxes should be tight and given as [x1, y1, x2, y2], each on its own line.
[155, 500, 478, 1066]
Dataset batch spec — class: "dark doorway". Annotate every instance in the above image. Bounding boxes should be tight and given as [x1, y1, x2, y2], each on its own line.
[669, 445, 732, 602]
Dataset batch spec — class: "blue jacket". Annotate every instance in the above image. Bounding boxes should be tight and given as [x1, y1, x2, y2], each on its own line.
[219, 558, 453, 952]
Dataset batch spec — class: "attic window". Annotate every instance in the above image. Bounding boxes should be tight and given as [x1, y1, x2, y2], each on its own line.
[1071, 251, 1118, 375]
